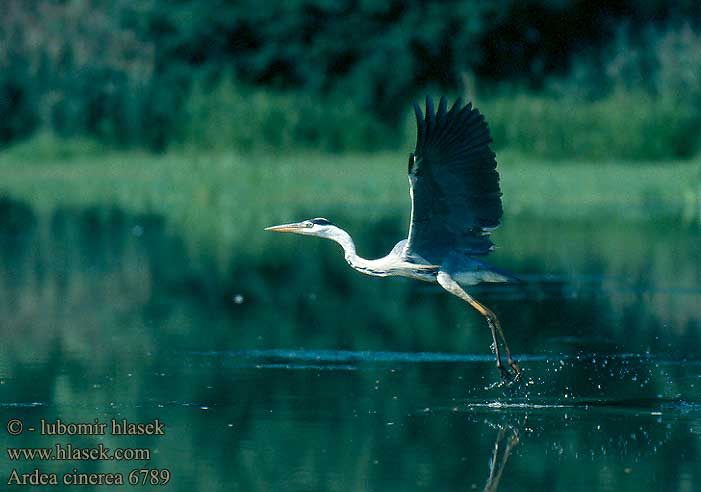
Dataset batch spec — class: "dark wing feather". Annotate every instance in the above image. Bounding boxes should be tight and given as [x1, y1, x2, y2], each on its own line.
[404, 96, 502, 264]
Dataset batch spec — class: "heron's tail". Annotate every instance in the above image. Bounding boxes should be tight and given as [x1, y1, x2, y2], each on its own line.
[475, 260, 521, 283]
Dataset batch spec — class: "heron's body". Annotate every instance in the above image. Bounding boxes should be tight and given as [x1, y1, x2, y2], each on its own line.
[267, 96, 522, 382]
[341, 236, 512, 285]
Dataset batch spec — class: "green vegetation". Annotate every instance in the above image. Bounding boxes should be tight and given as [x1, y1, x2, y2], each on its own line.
[180, 79, 701, 159]
[1, 148, 698, 265]
[2, 1, 700, 159]
[482, 91, 701, 160]
[181, 79, 392, 153]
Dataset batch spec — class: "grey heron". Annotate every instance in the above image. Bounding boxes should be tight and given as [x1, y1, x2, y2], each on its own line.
[266, 96, 521, 382]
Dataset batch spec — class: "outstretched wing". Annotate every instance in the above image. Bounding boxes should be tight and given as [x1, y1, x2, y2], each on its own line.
[403, 96, 502, 264]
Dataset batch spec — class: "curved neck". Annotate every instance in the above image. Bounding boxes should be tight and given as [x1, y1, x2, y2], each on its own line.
[325, 227, 378, 271]
[322, 227, 432, 279]
[327, 227, 357, 260]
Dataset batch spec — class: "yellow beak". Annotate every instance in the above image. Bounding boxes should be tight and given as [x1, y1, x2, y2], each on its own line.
[264, 222, 307, 233]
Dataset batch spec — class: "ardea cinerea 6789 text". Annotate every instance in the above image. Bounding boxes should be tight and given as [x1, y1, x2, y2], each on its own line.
[266, 96, 522, 382]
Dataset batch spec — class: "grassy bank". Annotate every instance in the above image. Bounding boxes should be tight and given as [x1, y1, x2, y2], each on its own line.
[0, 148, 698, 261]
[180, 81, 701, 160]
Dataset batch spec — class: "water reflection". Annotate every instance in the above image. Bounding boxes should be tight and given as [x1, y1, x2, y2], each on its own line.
[483, 423, 520, 492]
[0, 195, 699, 491]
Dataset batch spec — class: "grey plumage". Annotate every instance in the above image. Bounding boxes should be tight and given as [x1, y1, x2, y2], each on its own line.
[405, 96, 502, 264]
[266, 96, 521, 383]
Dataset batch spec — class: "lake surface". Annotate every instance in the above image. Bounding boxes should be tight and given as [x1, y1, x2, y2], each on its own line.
[0, 195, 699, 491]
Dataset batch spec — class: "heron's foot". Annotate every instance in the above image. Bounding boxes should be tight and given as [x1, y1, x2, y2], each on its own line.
[508, 359, 522, 381]
[496, 361, 522, 387]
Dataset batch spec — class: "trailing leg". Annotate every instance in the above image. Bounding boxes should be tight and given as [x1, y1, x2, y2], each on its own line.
[437, 272, 521, 382]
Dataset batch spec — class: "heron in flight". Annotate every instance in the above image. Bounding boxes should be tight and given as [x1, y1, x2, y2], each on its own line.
[266, 96, 521, 382]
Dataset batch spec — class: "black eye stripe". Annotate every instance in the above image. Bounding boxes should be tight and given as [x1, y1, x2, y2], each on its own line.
[310, 218, 336, 226]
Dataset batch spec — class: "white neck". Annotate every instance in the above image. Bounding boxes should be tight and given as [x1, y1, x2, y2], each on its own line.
[326, 227, 357, 260]
[324, 227, 400, 277]
[319, 226, 435, 280]
[324, 227, 379, 273]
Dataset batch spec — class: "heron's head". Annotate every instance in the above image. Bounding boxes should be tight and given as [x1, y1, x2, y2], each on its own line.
[265, 217, 340, 239]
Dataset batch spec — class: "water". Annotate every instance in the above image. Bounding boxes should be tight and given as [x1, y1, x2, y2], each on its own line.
[0, 196, 699, 491]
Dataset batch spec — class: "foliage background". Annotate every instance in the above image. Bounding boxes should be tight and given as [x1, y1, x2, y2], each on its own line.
[1, 0, 700, 158]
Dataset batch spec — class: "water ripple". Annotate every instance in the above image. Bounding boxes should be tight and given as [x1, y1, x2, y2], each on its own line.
[188, 348, 701, 366]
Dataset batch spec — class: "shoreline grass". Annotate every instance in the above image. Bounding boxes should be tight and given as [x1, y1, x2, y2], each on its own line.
[0, 149, 698, 263]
